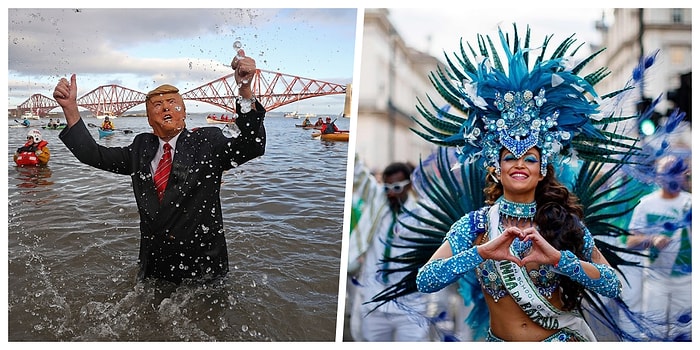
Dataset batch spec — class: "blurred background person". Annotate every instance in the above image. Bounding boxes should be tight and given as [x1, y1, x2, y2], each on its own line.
[348, 161, 430, 341]
[626, 154, 692, 341]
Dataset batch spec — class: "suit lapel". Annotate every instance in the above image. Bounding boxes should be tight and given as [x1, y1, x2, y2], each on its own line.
[139, 135, 161, 219]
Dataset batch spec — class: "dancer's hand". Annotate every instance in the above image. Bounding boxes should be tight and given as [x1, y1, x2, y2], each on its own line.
[477, 227, 524, 265]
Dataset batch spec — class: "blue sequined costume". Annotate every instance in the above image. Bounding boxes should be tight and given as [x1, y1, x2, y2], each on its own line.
[417, 205, 622, 341]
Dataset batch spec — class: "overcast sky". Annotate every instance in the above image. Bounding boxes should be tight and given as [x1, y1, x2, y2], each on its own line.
[388, 8, 610, 62]
[7, 8, 358, 114]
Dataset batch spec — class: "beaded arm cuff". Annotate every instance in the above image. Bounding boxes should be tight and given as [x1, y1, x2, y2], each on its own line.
[555, 250, 622, 298]
[416, 246, 484, 293]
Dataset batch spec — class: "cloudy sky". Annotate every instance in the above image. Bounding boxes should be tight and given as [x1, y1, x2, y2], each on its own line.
[388, 7, 611, 61]
[7, 8, 358, 114]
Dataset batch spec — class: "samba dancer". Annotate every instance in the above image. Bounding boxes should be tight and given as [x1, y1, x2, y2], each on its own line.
[372, 24, 668, 341]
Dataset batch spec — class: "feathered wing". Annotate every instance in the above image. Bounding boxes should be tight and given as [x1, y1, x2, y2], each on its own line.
[369, 147, 486, 304]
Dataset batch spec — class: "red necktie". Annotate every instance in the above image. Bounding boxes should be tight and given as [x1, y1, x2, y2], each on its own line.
[154, 143, 172, 202]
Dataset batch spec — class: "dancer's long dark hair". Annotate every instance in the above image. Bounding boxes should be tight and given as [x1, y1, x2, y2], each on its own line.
[484, 161, 586, 311]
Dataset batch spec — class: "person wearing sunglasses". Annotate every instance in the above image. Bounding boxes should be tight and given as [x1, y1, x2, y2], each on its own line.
[348, 161, 431, 341]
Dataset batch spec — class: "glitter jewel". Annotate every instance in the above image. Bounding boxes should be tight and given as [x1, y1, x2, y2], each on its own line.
[497, 196, 536, 219]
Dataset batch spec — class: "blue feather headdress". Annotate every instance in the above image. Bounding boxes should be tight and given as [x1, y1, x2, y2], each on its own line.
[411, 24, 645, 176]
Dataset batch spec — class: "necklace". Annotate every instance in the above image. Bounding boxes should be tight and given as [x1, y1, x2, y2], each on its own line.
[481, 198, 537, 245]
[497, 196, 536, 220]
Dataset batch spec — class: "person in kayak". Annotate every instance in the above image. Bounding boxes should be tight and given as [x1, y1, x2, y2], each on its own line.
[321, 117, 339, 134]
[101, 116, 115, 130]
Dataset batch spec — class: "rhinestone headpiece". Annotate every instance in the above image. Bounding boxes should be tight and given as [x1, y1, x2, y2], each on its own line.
[410, 24, 648, 178]
[481, 88, 567, 175]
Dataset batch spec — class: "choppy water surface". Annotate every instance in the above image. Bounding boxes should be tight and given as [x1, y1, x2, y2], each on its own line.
[7, 113, 350, 341]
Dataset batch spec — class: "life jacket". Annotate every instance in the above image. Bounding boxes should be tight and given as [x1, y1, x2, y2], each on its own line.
[14, 140, 48, 166]
[322, 122, 338, 134]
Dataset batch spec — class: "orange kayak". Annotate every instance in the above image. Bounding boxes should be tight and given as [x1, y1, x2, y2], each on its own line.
[312, 131, 349, 142]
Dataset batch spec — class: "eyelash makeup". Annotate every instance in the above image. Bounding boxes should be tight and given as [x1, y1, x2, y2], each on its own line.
[502, 154, 539, 163]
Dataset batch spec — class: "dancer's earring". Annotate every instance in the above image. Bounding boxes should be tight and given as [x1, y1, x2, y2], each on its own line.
[490, 168, 501, 183]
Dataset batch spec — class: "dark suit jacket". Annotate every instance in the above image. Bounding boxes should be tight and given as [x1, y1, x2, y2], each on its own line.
[60, 102, 266, 283]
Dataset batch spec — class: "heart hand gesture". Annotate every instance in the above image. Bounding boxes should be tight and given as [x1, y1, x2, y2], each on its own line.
[520, 227, 561, 266]
[477, 227, 524, 265]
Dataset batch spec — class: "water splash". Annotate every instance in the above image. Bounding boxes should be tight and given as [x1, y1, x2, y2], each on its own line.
[233, 40, 249, 87]
[222, 123, 241, 138]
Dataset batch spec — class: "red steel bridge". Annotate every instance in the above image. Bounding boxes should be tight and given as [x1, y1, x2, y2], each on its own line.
[16, 69, 348, 117]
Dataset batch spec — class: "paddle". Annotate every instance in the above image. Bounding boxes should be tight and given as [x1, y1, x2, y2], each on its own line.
[87, 122, 133, 134]
[13, 119, 31, 128]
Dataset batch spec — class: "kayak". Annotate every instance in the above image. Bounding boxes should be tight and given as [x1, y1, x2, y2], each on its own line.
[296, 124, 322, 130]
[14, 151, 41, 166]
[42, 124, 67, 130]
[312, 131, 350, 142]
[206, 114, 236, 124]
[323, 132, 349, 142]
[99, 128, 115, 139]
[11, 120, 31, 128]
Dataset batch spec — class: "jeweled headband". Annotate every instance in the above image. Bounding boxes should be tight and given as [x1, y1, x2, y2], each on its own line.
[411, 24, 649, 176]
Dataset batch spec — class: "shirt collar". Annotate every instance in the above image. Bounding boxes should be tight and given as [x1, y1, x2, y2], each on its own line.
[158, 131, 182, 150]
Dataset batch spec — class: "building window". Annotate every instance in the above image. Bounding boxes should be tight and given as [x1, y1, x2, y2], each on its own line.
[671, 9, 683, 23]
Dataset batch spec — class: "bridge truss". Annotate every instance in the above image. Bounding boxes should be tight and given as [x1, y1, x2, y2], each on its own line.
[16, 69, 348, 117]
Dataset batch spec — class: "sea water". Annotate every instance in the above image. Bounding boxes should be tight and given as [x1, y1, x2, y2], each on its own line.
[7, 113, 350, 341]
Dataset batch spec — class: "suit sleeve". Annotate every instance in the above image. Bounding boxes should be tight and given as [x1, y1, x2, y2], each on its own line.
[219, 100, 266, 170]
[59, 118, 134, 175]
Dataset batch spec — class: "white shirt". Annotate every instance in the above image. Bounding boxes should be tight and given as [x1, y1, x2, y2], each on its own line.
[149, 132, 181, 176]
[628, 190, 692, 274]
[356, 194, 427, 313]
